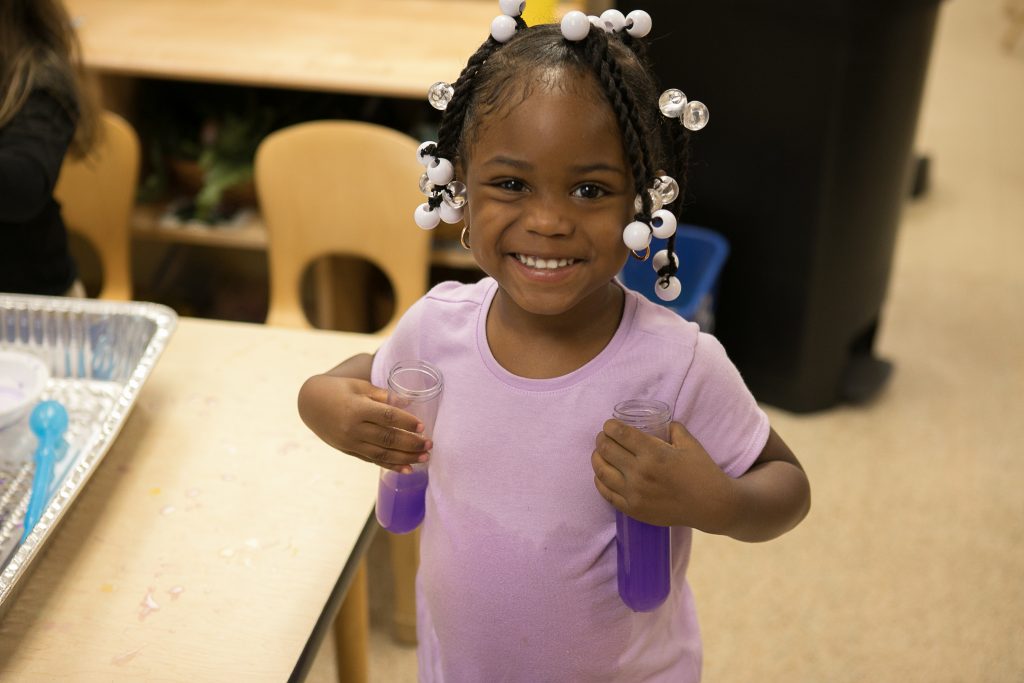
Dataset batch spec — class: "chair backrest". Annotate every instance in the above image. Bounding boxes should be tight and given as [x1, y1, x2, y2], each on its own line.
[255, 120, 430, 336]
[54, 110, 140, 300]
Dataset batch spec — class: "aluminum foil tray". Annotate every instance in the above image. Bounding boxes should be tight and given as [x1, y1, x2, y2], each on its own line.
[0, 294, 177, 613]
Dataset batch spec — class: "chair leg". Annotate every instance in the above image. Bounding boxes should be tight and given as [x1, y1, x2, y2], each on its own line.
[333, 559, 370, 683]
[388, 528, 420, 645]
[1006, 0, 1024, 51]
[313, 259, 336, 330]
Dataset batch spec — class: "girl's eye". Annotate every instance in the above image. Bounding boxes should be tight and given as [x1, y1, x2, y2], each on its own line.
[497, 178, 526, 192]
[572, 183, 607, 199]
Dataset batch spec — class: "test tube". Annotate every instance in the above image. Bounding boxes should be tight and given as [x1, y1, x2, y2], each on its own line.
[375, 360, 443, 534]
[613, 399, 672, 612]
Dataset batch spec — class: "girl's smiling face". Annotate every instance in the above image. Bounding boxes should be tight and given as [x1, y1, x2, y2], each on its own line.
[462, 70, 634, 326]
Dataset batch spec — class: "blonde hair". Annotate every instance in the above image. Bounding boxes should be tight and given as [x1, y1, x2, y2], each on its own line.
[0, 0, 97, 156]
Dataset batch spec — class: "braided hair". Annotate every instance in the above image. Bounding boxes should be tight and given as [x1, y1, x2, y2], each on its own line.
[434, 21, 690, 280]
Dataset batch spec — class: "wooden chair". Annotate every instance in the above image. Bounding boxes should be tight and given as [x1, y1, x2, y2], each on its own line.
[54, 110, 140, 300]
[255, 120, 431, 682]
[256, 120, 430, 336]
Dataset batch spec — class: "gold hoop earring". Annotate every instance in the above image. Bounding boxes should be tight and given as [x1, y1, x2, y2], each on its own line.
[631, 246, 650, 262]
[460, 225, 471, 250]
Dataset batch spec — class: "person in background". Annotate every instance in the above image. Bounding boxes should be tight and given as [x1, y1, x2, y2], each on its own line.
[0, 0, 97, 296]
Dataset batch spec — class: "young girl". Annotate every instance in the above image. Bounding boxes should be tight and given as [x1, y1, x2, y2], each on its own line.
[0, 0, 96, 296]
[299, 5, 810, 681]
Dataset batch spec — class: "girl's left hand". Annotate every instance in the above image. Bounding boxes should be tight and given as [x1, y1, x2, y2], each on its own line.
[591, 419, 737, 532]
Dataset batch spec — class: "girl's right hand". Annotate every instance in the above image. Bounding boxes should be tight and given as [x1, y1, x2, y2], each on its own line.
[298, 373, 431, 473]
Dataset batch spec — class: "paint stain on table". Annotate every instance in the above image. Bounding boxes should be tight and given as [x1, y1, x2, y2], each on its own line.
[111, 646, 144, 666]
[138, 588, 160, 621]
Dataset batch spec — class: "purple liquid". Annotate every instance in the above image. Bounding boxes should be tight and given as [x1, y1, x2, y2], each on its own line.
[376, 469, 428, 534]
[616, 510, 671, 612]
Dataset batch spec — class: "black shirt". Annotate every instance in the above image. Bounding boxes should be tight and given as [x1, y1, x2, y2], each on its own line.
[0, 88, 78, 295]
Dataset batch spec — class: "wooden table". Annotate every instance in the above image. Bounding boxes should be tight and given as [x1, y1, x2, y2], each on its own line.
[0, 318, 381, 681]
[65, 0, 512, 98]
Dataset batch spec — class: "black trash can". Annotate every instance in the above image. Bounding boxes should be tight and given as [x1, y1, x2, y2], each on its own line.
[619, 0, 942, 412]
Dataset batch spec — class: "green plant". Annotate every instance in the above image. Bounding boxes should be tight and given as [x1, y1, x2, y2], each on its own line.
[137, 83, 276, 222]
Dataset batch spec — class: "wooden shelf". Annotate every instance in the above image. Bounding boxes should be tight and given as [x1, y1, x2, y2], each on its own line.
[132, 203, 481, 271]
[132, 202, 268, 250]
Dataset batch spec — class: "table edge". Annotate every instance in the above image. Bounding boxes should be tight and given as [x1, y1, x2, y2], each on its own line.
[288, 510, 378, 682]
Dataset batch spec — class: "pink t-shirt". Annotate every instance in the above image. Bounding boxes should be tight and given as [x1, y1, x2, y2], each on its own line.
[371, 278, 768, 682]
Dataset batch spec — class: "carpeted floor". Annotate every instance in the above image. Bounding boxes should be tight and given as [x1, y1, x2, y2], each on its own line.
[310, 0, 1024, 680]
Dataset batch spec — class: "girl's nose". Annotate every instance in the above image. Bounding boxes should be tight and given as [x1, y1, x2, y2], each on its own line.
[525, 197, 573, 237]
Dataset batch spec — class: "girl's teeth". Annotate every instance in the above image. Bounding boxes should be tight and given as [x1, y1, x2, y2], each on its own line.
[516, 254, 576, 269]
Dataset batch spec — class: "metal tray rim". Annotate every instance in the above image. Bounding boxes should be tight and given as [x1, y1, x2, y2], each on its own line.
[0, 294, 177, 608]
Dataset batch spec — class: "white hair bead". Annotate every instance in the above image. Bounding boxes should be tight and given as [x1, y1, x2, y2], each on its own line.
[438, 202, 463, 224]
[622, 221, 652, 251]
[655, 276, 682, 301]
[652, 249, 679, 272]
[414, 203, 441, 230]
[588, 15, 602, 28]
[600, 9, 627, 33]
[416, 141, 436, 167]
[499, 0, 525, 17]
[427, 157, 454, 185]
[625, 10, 652, 38]
[491, 14, 517, 43]
[560, 11, 590, 41]
[650, 209, 677, 239]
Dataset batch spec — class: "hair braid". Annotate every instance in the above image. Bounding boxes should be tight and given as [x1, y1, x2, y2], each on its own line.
[618, 32, 651, 69]
[650, 115, 692, 279]
[667, 120, 690, 220]
[610, 26, 689, 280]
[435, 39, 497, 164]
[580, 31, 656, 221]
[436, 16, 528, 164]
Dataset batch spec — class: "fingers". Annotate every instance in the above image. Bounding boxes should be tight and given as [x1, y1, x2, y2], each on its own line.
[593, 429, 635, 474]
[358, 442, 429, 473]
[604, 418, 696, 456]
[593, 419, 677, 515]
[369, 395, 424, 435]
[593, 472, 629, 512]
[353, 421, 431, 469]
[592, 427, 634, 511]
[343, 399, 431, 472]
[601, 418, 650, 452]
[301, 375, 433, 471]
[668, 420, 696, 448]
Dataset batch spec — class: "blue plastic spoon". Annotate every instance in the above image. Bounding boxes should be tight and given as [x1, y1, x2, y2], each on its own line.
[21, 400, 68, 541]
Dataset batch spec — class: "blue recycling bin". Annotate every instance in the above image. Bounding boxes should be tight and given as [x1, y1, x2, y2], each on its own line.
[619, 225, 729, 332]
